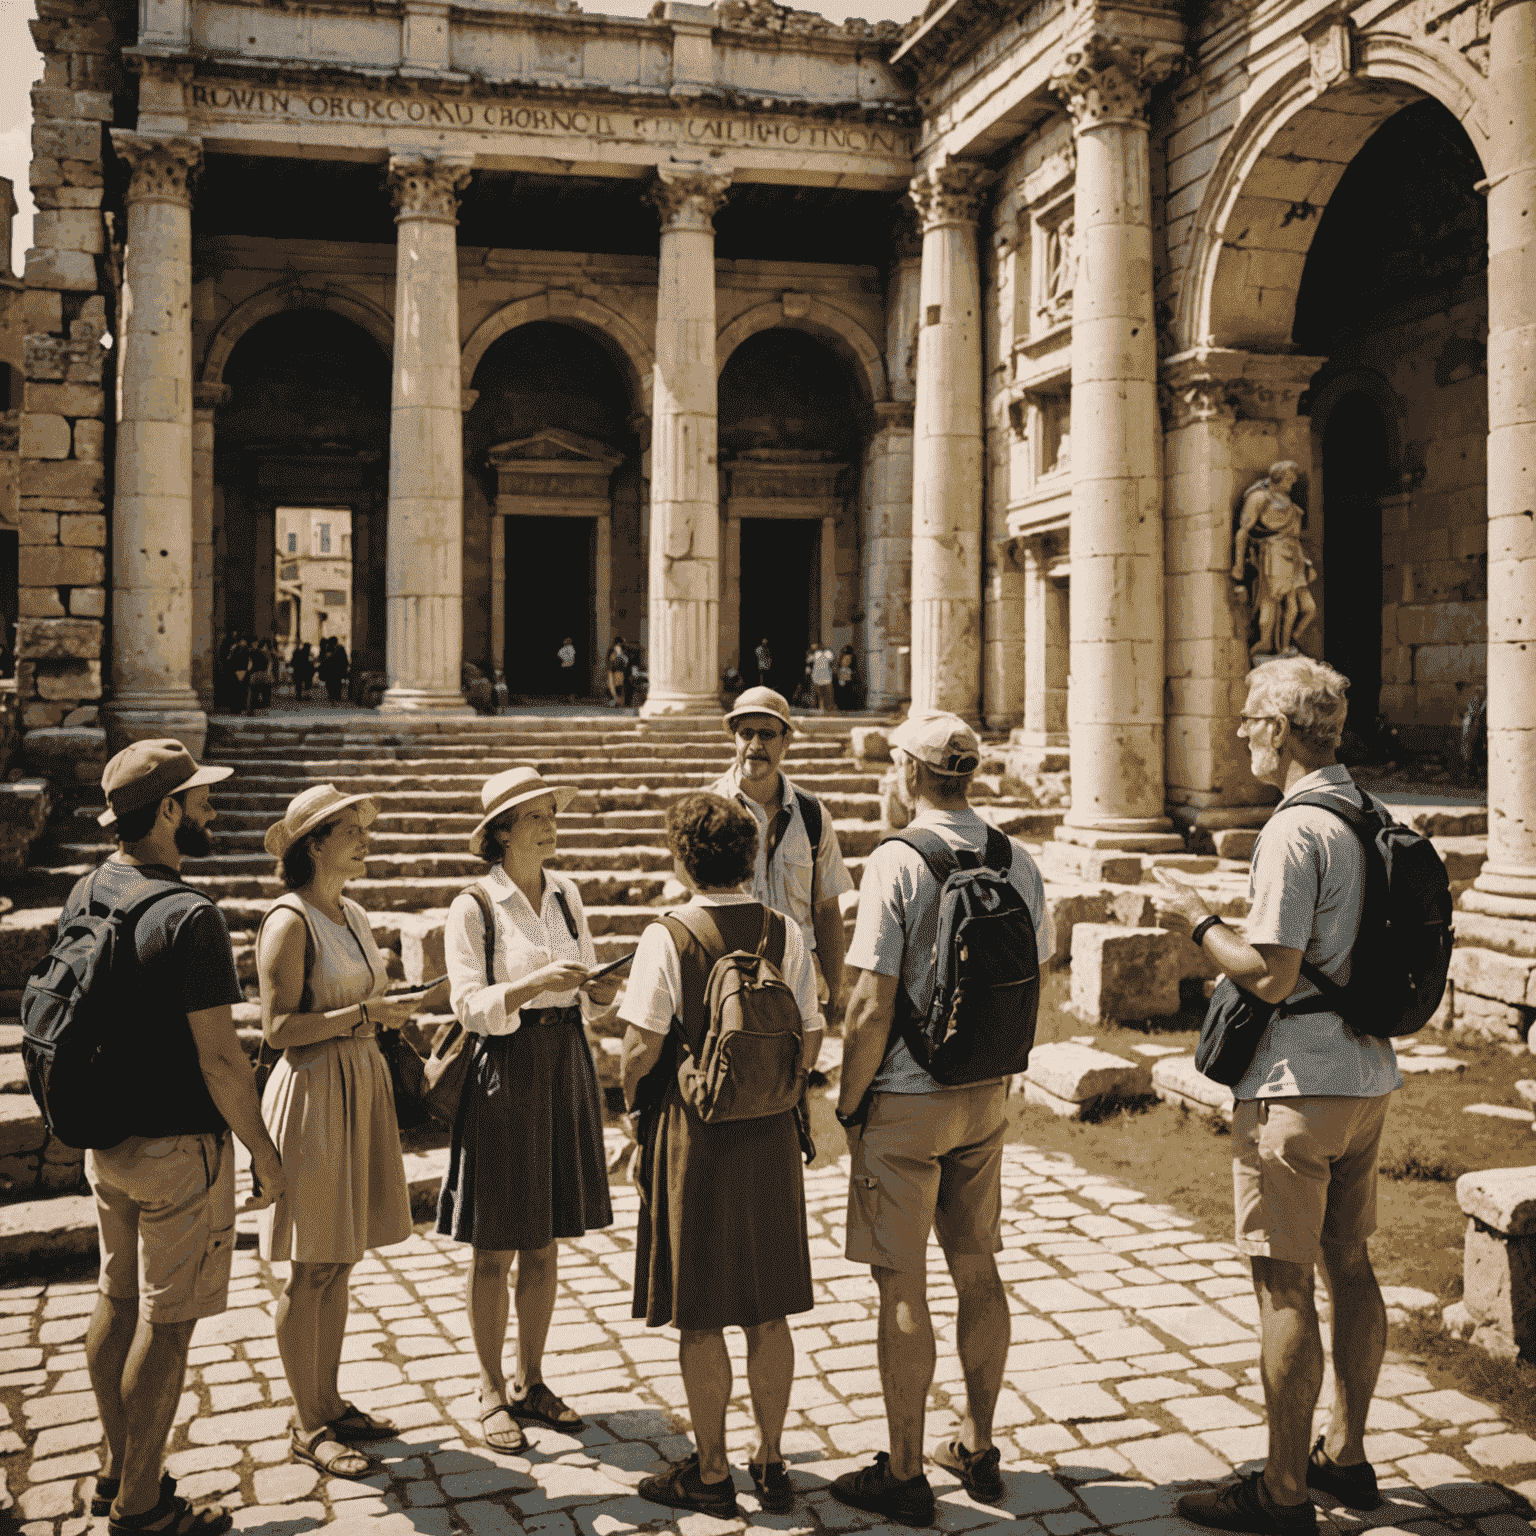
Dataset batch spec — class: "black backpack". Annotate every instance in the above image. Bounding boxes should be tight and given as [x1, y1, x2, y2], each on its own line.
[882, 826, 1041, 1085]
[21, 871, 191, 1150]
[1276, 791, 1453, 1039]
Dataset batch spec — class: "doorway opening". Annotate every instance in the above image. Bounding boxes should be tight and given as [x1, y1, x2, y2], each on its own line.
[505, 516, 594, 698]
[740, 519, 818, 698]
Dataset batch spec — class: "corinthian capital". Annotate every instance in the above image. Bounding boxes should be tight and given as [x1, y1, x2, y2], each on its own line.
[110, 131, 201, 208]
[650, 159, 732, 233]
[908, 162, 994, 233]
[388, 153, 474, 224]
[1049, 32, 1184, 130]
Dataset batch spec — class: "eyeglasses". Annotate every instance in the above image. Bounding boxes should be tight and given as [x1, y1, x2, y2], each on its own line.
[735, 727, 785, 743]
[1239, 715, 1280, 729]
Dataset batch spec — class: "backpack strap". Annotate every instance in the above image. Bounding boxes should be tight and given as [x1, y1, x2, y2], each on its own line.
[796, 790, 823, 900]
[981, 825, 1014, 875]
[466, 885, 498, 986]
[552, 885, 579, 944]
[880, 827, 964, 886]
[755, 906, 787, 969]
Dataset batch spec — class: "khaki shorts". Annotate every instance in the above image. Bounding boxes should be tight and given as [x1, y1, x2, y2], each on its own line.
[87, 1132, 236, 1324]
[845, 1084, 1007, 1274]
[1233, 1095, 1391, 1267]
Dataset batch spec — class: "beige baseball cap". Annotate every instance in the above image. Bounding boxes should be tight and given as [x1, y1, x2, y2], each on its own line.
[889, 710, 982, 776]
[722, 685, 794, 734]
[98, 739, 234, 828]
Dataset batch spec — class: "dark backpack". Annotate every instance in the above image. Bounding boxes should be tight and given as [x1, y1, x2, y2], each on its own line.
[882, 826, 1042, 1086]
[1278, 791, 1453, 1039]
[21, 872, 191, 1150]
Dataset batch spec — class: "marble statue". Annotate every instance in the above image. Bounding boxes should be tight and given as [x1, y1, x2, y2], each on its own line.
[1232, 460, 1317, 663]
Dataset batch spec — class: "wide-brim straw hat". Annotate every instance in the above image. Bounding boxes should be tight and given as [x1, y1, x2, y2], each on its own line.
[469, 766, 578, 860]
[722, 685, 794, 735]
[264, 784, 381, 860]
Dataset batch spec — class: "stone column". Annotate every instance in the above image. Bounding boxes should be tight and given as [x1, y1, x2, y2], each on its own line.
[1050, 33, 1183, 851]
[190, 383, 227, 711]
[862, 401, 915, 709]
[381, 152, 474, 714]
[1472, 0, 1536, 916]
[642, 158, 730, 716]
[908, 163, 991, 725]
[104, 132, 205, 755]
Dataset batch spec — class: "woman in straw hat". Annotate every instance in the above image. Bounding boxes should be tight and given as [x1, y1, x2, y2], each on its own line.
[256, 785, 447, 1479]
[438, 765, 620, 1453]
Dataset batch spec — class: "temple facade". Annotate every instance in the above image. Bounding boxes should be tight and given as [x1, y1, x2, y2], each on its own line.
[7, 0, 1535, 916]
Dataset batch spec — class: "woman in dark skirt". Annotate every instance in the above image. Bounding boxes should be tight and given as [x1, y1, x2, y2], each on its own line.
[619, 792, 823, 1520]
[438, 766, 619, 1452]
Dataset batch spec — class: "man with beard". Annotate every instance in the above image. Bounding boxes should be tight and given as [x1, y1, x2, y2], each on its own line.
[707, 686, 853, 1020]
[1151, 657, 1399, 1536]
[68, 742, 285, 1536]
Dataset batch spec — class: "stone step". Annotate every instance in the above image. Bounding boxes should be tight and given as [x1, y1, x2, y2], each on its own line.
[187, 869, 671, 910]
[0, 1095, 86, 1196]
[193, 787, 886, 818]
[209, 742, 852, 768]
[178, 847, 677, 879]
[206, 769, 885, 796]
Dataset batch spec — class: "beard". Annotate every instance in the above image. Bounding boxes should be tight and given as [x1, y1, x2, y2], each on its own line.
[174, 818, 213, 859]
[1249, 742, 1282, 781]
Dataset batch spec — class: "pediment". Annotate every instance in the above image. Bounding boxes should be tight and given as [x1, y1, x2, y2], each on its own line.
[487, 430, 623, 470]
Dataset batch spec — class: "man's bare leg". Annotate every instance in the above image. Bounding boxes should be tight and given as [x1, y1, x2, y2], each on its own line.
[1316, 1242, 1386, 1468]
[1252, 1255, 1323, 1506]
[873, 1265, 935, 1482]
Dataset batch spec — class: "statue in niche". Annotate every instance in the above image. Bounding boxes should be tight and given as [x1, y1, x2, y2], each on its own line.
[1232, 460, 1317, 662]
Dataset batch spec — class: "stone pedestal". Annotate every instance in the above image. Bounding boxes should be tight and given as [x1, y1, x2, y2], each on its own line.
[191, 382, 229, 712]
[381, 153, 475, 715]
[104, 132, 207, 757]
[1454, 1166, 1536, 1359]
[642, 159, 730, 717]
[908, 163, 991, 725]
[1051, 35, 1183, 852]
[1473, 0, 1536, 919]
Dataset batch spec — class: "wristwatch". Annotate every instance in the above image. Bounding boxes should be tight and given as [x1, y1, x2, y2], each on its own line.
[1191, 915, 1227, 948]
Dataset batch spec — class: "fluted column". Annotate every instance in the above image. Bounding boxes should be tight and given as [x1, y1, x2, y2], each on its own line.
[908, 163, 991, 724]
[642, 158, 730, 716]
[381, 152, 474, 714]
[1472, 0, 1536, 914]
[1051, 33, 1184, 851]
[191, 381, 229, 711]
[105, 132, 205, 755]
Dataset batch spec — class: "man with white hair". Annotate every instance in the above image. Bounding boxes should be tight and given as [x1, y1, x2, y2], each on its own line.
[830, 710, 1053, 1526]
[1152, 657, 1401, 1536]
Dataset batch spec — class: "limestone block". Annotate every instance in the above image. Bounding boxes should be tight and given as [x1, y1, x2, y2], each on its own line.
[32, 210, 103, 254]
[69, 588, 105, 618]
[1213, 828, 1259, 860]
[40, 186, 106, 210]
[71, 421, 104, 463]
[0, 907, 61, 993]
[34, 659, 101, 701]
[22, 728, 107, 789]
[1454, 912, 1536, 959]
[24, 383, 103, 418]
[22, 289, 62, 334]
[16, 618, 100, 660]
[0, 780, 52, 879]
[1042, 889, 1114, 964]
[398, 911, 450, 984]
[61, 706, 98, 727]
[21, 459, 104, 500]
[1108, 887, 1157, 927]
[22, 702, 66, 729]
[31, 120, 102, 161]
[850, 727, 891, 763]
[18, 590, 66, 618]
[22, 248, 98, 291]
[1151, 1055, 1234, 1121]
[1450, 947, 1535, 1008]
[59, 513, 105, 546]
[1432, 836, 1487, 882]
[18, 512, 58, 544]
[1025, 1042, 1150, 1113]
[21, 414, 70, 460]
[1457, 1167, 1536, 1236]
[18, 545, 103, 587]
[1460, 1219, 1536, 1359]
[1070, 925, 1184, 1022]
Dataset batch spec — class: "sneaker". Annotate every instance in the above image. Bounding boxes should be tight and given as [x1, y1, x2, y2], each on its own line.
[829, 1452, 937, 1528]
[749, 1459, 793, 1513]
[932, 1439, 1004, 1502]
[1177, 1472, 1318, 1536]
[1306, 1438, 1380, 1510]
[638, 1454, 739, 1519]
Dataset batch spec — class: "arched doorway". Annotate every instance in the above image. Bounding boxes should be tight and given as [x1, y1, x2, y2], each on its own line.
[718, 328, 869, 702]
[464, 321, 641, 701]
[213, 309, 391, 704]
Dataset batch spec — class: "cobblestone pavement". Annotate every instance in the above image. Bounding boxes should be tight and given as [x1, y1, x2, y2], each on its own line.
[3, 1135, 1534, 1536]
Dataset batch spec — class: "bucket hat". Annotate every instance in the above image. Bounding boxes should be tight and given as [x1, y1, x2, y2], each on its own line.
[722, 685, 794, 735]
[469, 766, 578, 860]
[264, 784, 381, 860]
[98, 739, 234, 829]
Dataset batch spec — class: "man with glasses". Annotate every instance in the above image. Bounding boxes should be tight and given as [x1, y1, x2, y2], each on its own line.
[1151, 656, 1400, 1536]
[710, 685, 854, 1019]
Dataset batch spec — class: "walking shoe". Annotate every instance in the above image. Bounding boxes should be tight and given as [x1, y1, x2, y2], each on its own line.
[829, 1452, 937, 1528]
[1306, 1438, 1381, 1510]
[749, 1459, 793, 1513]
[932, 1439, 1004, 1502]
[1177, 1472, 1318, 1536]
[638, 1453, 740, 1519]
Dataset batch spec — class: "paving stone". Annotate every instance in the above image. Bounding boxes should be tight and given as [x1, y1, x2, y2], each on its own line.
[1401, 1392, 1497, 1426]
[1463, 1434, 1536, 1469]
[1197, 1427, 1270, 1465]
[1118, 1434, 1232, 1484]
[1136, 1306, 1252, 1347]
[1162, 1398, 1261, 1432]
[1117, 1377, 1200, 1404]
[1025, 1385, 1125, 1422]
[187, 1407, 296, 1445]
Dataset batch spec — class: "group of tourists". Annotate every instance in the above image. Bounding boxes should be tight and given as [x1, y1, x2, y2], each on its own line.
[31, 653, 1418, 1536]
[749, 640, 861, 710]
[213, 634, 349, 712]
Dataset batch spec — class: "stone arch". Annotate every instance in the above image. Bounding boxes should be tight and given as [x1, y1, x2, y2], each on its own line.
[1307, 366, 1405, 480]
[461, 293, 653, 415]
[716, 298, 887, 403]
[200, 282, 393, 384]
[1177, 41, 1491, 354]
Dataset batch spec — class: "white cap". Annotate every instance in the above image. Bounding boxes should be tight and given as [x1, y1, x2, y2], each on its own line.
[889, 710, 982, 776]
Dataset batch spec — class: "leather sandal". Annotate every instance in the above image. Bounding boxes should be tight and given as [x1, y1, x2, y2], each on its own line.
[328, 1402, 397, 1442]
[479, 1403, 527, 1452]
[511, 1380, 585, 1431]
[289, 1425, 373, 1480]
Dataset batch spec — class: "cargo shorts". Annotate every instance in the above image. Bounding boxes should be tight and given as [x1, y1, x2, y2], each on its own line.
[87, 1132, 236, 1324]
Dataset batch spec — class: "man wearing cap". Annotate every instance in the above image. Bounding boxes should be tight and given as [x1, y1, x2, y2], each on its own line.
[830, 711, 1053, 1526]
[74, 742, 285, 1536]
[709, 686, 855, 1018]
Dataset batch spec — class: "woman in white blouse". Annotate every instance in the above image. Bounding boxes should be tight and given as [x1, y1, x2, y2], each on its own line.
[438, 765, 620, 1453]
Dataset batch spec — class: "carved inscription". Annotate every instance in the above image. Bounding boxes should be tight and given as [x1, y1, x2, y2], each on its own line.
[188, 84, 912, 155]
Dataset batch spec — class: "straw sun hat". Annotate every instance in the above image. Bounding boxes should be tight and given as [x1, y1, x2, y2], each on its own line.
[264, 784, 381, 861]
[469, 766, 577, 861]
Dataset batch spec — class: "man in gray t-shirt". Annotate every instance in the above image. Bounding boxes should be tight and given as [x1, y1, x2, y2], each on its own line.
[1153, 657, 1399, 1536]
[829, 712, 1051, 1526]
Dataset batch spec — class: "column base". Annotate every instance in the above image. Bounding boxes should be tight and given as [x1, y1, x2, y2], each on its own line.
[640, 692, 721, 718]
[103, 700, 209, 759]
[380, 686, 474, 715]
[1167, 804, 1275, 833]
[1465, 866, 1536, 921]
[1057, 816, 1185, 853]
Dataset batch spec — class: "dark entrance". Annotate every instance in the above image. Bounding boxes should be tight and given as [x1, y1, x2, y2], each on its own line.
[1323, 391, 1389, 744]
[740, 519, 817, 696]
[505, 516, 594, 697]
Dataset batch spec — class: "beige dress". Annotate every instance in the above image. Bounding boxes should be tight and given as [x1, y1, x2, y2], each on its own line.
[258, 895, 413, 1263]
